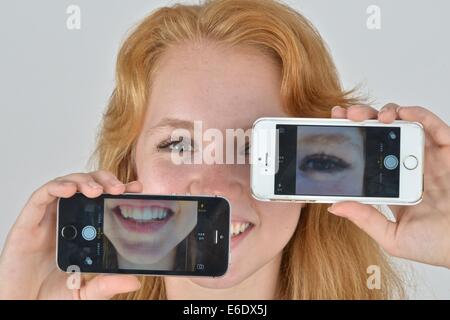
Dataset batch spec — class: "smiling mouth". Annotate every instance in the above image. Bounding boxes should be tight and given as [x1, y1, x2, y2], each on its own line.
[113, 205, 175, 233]
[231, 222, 253, 237]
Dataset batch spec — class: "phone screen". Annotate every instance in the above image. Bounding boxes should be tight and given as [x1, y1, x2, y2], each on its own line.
[57, 193, 229, 276]
[275, 125, 401, 197]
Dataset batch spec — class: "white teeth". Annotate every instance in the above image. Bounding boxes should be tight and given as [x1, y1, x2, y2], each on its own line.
[135, 208, 144, 220]
[143, 208, 152, 220]
[231, 222, 251, 237]
[119, 206, 169, 221]
[120, 207, 125, 218]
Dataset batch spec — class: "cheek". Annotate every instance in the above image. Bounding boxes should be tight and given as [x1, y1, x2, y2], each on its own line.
[255, 202, 301, 248]
[137, 156, 193, 194]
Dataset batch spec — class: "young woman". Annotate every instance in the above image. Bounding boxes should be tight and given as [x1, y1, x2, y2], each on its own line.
[0, 0, 449, 299]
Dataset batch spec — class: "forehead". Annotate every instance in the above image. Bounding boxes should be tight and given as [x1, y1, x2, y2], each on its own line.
[144, 42, 287, 130]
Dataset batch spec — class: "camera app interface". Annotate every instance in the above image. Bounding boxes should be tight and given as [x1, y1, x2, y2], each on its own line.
[275, 125, 400, 197]
[58, 195, 228, 274]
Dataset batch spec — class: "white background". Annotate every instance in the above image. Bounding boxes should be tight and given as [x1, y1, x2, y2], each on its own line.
[0, 0, 448, 298]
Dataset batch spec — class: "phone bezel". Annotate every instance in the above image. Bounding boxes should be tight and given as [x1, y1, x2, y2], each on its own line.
[56, 193, 231, 278]
[250, 117, 424, 205]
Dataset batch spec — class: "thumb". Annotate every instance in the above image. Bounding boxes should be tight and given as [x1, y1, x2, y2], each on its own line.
[328, 201, 398, 254]
[77, 275, 141, 300]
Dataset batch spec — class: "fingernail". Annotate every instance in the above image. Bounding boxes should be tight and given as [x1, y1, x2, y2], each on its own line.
[332, 106, 342, 112]
[134, 280, 142, 290]
[396, 106, 402, 113]
[327, 204, 343, 216]
[88, 181, 102, 189]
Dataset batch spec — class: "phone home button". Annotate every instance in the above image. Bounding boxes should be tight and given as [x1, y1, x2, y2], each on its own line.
[403, 155, 418, 170]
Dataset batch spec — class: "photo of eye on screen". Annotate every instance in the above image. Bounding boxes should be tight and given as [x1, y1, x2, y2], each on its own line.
[57, 194, 230, 277]
[275, 125, 401, 197]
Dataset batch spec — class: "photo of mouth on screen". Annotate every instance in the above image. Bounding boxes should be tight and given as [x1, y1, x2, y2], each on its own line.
[275, 125, 400, 197]
[103, 198, 198, 271]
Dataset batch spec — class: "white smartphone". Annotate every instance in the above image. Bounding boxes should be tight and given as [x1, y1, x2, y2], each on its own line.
[251, 117, 424, 205]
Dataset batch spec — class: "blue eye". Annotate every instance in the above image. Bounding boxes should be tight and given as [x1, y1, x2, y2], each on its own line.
[157, 137, 194, 153]
[242, 142, 250, 156]
[299, 153, 350, 173]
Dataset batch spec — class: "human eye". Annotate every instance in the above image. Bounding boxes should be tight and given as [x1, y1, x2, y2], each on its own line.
[157, 136, 195, 153]
[244, 142, 251, 155]
[237, 141, 251, 156]
[299, 153, 350, 173]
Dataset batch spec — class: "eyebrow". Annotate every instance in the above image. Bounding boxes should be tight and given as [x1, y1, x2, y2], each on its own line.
[146, 117, 253, 133]
[299, 134, 352, 145]
[146, 117, 195, 134]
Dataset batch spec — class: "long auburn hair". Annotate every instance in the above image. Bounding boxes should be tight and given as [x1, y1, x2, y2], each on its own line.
[90, 0, 404, 299]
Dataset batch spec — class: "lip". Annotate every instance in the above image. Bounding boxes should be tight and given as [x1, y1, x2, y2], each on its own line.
[112, 200, 178, 212]
[112, 206, 175, 234]
[230, 222, 254, 250]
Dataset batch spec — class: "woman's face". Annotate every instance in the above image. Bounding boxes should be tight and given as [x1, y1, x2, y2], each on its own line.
[134, 42, 302, 288]
[104, 198, 197, 267]
[296, 126, 365, 196]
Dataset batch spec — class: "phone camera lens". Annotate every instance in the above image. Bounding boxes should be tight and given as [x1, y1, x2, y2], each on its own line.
[61, 225, 77, 240]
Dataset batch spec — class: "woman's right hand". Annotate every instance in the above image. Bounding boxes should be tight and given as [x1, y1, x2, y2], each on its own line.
[0, 170, 143, 300]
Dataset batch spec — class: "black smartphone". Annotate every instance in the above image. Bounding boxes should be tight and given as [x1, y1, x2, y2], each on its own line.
[57, 193, 230, 277]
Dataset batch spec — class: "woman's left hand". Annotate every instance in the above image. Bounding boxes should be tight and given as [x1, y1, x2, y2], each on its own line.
[329, 104, 450, 268]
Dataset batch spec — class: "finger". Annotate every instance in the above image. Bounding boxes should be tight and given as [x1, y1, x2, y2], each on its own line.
[378, 103, 400, 124]
[78, 275, 141, 300]
[328, 201, 399, 256]
[17, 180, 78, 228]
[55, 173, 105, 198]
[124, 180, 143, 193]
[90, 170, 126, 195]
[397, 106, 450, 146]
[346, 104, 379, 121]
[331, 106, 347, 119]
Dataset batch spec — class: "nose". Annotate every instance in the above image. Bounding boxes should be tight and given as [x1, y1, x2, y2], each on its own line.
[188, 165, 245, 201]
